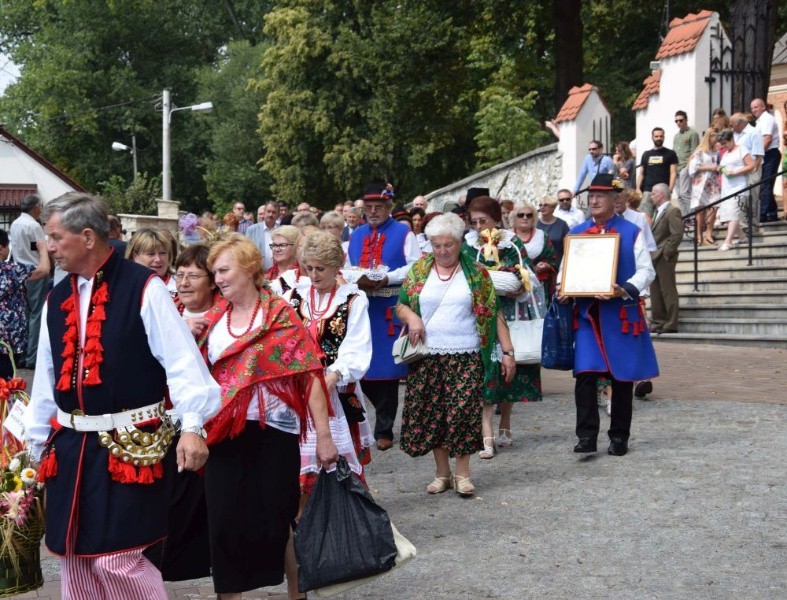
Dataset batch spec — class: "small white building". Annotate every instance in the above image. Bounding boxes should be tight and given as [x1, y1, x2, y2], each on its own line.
[0, 126, 85, 229]
[632, 10, 731, 155]
[554, 83, 612, 192]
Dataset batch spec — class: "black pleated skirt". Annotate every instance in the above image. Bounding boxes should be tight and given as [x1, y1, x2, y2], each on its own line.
[204, 422, 300, 594]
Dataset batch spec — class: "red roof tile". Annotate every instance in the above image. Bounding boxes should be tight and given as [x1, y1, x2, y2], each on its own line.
[632, 69, 661, 111]
[554, 84, 595, 123]
[655, 10, 713, 60]
[0, 185, 37, 209]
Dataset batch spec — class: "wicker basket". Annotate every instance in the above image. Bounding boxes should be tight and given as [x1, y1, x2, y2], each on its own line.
[0, 497, 44, 598]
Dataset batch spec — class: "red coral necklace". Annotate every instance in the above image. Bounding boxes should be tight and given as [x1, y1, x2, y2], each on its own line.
[309, 285, 338, 320]
[226, 295, 262, 339]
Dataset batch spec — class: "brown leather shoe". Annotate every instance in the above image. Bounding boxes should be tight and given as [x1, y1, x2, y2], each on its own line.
[375, 438, 393, 451]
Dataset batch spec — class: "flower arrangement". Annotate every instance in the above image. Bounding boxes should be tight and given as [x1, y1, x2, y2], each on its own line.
[0, 341, 44, 597]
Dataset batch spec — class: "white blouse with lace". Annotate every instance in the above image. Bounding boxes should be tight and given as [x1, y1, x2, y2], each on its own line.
[419, 268, 480, 355]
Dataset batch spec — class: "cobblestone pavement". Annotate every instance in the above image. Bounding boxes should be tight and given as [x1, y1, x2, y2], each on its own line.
[16, 342, 787, 599]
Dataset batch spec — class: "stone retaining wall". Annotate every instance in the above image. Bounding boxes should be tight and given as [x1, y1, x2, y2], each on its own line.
[425, 144, 562, 211]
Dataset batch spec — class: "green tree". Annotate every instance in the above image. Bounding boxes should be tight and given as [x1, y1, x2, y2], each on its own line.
[0, 0, 272, 211]
[197, 40, 271, 215]
[98, 172, 161, 216]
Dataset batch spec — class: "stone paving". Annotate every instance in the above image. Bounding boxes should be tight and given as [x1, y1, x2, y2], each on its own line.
[14, 342, 787, 599]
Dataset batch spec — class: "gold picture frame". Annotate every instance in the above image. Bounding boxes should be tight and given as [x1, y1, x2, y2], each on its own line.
[560, 234, 621, 297]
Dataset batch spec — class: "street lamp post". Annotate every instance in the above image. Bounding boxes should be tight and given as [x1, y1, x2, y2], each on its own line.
[111, 134, 138, 179]
[161, 89, 213, 201]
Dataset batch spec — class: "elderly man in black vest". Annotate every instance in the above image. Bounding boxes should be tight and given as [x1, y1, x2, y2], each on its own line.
[25, 192, 220, 599]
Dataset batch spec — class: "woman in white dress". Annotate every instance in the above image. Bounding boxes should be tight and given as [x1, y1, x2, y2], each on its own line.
[715, 128, 756, 251]
[281, 229, 373, 599]
[688, 128, 721, 246]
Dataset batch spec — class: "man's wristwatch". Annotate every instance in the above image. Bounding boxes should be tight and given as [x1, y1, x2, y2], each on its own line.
[501, 350, 515, 357]
[180, 426, 207, 439]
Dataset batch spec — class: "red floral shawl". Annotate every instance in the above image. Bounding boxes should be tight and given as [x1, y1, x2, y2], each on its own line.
[198, 288, 329, 445]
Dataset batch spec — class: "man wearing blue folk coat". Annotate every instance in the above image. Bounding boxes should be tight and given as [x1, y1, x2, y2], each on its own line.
[559, 174, 659, 457]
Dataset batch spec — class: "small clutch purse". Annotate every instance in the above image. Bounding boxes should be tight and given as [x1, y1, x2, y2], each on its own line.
[392, 327, 428, 365]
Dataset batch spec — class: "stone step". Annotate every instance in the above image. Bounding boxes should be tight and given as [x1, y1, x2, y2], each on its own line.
[676, 266, 787, 283]
[680, 304, 784, 319]
[677, 223, 787, 250]
[676, 277, 787, 293]
[677, 242, 787, 262]
[653, 332, 787, 349]
[677, 317, 787, 336]
[675, 252, 787, 272]
[680, 290, 787, 305]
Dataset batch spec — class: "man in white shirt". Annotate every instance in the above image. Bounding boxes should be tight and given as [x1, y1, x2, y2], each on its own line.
[613, 191, 657, 252]
[25, 192, 220, 600]
[554, 188, 586, 228]
[751, 98, 782, 222]
[731, 112, 765, 225]
[9, 194, 51, 368]
[246, 201, 278, 271]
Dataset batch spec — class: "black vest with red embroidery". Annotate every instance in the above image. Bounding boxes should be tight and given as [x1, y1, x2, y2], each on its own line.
[43, 249, 172, 556]
[290, 290, 355, 367]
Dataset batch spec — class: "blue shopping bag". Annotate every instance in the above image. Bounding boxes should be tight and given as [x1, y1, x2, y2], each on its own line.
[541, 296, 574, 371]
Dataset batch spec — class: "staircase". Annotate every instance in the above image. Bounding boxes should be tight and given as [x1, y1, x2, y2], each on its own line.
[657, 220, 787, 348]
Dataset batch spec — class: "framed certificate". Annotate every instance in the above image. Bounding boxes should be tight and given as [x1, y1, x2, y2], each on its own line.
[560, 234, 620, 296]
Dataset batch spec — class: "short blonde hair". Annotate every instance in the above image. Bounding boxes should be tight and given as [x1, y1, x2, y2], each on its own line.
[540, 195, 558, 207]
[207, 233, 265, 288]
[126, 227, 173, 263]
[292, 212, 319, 229]
[298, 229, 344, 268]
[320, 212, 344, 229]
[272, 225, 299, 245]
[508, 202, 537, 228]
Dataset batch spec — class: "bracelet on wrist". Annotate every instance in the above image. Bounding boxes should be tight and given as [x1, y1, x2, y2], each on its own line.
[180, 425, 207, 439]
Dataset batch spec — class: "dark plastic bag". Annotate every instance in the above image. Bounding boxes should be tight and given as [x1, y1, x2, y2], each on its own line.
[294, 457, 397, 592]
[541, 296, 575, 370]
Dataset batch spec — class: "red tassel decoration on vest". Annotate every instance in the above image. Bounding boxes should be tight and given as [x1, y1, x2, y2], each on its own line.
[388, 322, 395, 335]
[37, 449, 58, 482]
[385, 306, 392, 321]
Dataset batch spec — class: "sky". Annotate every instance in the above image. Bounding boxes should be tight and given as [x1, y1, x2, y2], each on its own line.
[0, 55, 19, 95]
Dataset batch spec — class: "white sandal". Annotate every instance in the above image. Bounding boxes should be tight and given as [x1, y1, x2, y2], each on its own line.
[479, 436, 496, 459]
[497, 429, 513, 448]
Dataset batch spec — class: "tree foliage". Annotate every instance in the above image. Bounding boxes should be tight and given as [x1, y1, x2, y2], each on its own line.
[98, 172, 161, 216]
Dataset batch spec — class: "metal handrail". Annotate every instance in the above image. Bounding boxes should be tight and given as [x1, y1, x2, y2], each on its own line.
[682, 167, 787, 292]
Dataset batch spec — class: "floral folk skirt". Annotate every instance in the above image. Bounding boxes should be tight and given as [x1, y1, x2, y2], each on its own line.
[400, 352, 484, 458]
[493, 363, 542, 404]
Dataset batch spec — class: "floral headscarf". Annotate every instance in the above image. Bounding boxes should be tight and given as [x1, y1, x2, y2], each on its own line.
[399, 253, 500, 402]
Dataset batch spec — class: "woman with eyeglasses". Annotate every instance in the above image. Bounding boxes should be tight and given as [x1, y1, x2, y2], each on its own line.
[462, 195, 537, 458]
[536, 196, 570, 265]
[146, 243, 219, 582]
[265, 225, 307, 295]
[715, 128, 756, 251]
[511, 202, 559, 295]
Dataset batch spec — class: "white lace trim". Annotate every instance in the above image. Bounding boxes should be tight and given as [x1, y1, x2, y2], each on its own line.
[427, 346, 480, 355]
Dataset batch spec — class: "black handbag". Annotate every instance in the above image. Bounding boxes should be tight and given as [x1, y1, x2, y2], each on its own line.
[337, 382, 365, 423]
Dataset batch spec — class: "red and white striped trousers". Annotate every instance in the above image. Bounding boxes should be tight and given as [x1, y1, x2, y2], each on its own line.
[60, 549, 167, 600]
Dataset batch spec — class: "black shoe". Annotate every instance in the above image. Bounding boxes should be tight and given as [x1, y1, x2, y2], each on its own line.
[608, 439, 628, 456]
[574, 438, 597, 453]
[634, 380, 653, 398]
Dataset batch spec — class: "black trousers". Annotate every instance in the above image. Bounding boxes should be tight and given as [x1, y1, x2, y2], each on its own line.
[362, 378, 400, 441]
[575, 372, 633, 442]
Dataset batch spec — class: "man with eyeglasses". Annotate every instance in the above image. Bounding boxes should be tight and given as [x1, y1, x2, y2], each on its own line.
[573, 140, 615, 196]
[233, 202, 251, 234]
[245, 201, 278, 271]
[636, 127, 679, 218]
[672, 111, 700, 216]
[554, 189, 586, 228]
[347, 183, 420, 451]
